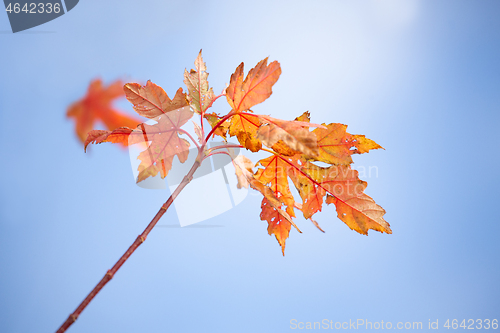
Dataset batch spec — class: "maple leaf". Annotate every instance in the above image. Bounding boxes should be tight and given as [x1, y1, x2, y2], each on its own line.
[312, 123, 383, 165]
[253, 153, 328, 252]
[85, 105, 193, 183]
[124, 81, 188, 119]
[67, 79, 142, 143]
[134, 109, 193, 182]
[268, 112, 313, 156]
[256, 114, 322, 158]
[228, 112, 262, 152]
[326, 193, 389, 235]
[233, 155, 255, 189]
[260, 198, 292, 256]
[205, 112, 230, 140]
[290, 160, 391, 235]
[253, 154, 304, 255]
[233, 156, 298, 255]
[254, 154, 297, 217]
[184, 50, 215, 115]
[84, 128, 135, 152]
[233, 155, 301, 237]
[225, 58, 281, 152]
[226, 58, 281, 112]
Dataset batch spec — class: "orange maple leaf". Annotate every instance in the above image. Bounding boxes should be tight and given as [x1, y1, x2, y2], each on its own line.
[260, 198, 293, 255]
[312, 123, 383, 165]
[204, 112, 230, 139]
[85, 81, 194, 183]
[67, 79, 142, 144]
[226, 57, 281, 113]
[124, 81, 189, 119]
[289, 158, 391, 235]
[225, 58, 281, 152]
[254, 154, 301, 254]
[228, 112, 262, 152]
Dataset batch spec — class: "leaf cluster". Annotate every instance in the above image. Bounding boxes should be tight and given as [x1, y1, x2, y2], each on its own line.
[84, 51, 391, 254]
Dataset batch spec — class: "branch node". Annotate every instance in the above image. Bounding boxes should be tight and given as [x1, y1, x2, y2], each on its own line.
[105, 270, 114, 279]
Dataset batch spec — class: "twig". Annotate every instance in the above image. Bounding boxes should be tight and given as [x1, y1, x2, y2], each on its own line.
[55, 150, 204, 333]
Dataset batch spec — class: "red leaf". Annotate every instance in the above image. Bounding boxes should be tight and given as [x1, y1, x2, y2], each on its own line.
[67, 79, 142, 144]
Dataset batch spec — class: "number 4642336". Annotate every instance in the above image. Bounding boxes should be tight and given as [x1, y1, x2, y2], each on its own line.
[5, 3, 61, 14]
[444, 319, 498, 330]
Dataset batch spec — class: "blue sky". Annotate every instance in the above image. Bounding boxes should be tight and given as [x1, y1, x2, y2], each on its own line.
[1, 1, 499, 332]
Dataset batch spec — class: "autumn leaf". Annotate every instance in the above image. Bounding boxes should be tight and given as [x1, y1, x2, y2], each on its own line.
[205, 112, 230, 140]
[85, 106, 194, 183]
[233, 155, 300, 237]
[260, 198, 292, 256]
[312, 123, 383, 165]
[254, 154, 298, 217]
[326, 193, 389, 235]
[67, 79, 142, 143]
[184, 50, 215, 115]
[254, 155, 299, 255]
[267, 112, 313, 156]
[124, 81, 188, 119]
[233, 155, 255, 189]
[228, 112, 262, 152]
[84, 127, 135, 152]
[135, 108, 193, 182]
[225, 58, 281, 152]
[288, 160, 325, 220]
[290, 160, 391, 235]
[256, 114, 322, 158]
[226, 58, 281, 112]
[295, 111, 311, 123]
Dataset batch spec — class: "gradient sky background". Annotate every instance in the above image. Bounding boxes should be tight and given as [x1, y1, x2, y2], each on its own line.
[1, 1, 499, 332]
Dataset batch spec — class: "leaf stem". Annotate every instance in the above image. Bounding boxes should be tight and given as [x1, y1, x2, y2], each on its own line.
[205, 110, 235, 141]
[178, 128, 201, 150]
[204, 92, 225, 111]
[206, 144, 243, 155]
[56, 150, 204, 333]
[203, 150, 232, 161]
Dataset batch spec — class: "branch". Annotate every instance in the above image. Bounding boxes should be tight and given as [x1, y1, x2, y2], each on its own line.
[56, 150, 204, 333]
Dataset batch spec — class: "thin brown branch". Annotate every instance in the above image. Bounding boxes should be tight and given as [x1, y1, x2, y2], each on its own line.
[56, 151, 203, 333]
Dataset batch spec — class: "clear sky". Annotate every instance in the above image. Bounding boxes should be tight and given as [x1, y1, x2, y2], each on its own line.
[1, 1, 499, 332]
